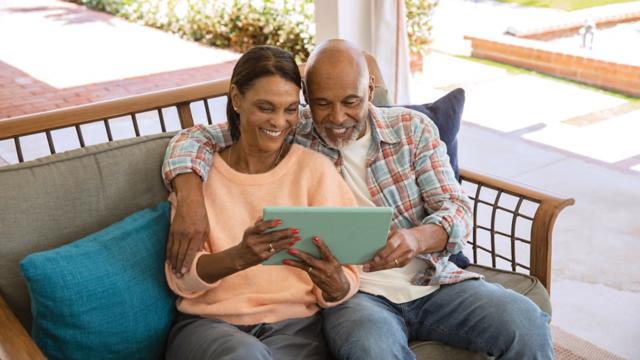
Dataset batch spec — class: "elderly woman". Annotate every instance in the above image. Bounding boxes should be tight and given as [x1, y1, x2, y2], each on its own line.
[164, 46, 359, 360]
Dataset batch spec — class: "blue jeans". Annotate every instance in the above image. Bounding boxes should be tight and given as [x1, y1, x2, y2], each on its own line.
[165, 312, 328, 360]
[323, 279, 552, 360]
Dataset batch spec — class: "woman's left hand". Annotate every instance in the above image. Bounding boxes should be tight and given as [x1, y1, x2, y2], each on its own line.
[283, 237, 350, 302]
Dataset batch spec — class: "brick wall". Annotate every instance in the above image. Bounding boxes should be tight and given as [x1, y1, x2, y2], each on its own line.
[465, 35, 640, 97]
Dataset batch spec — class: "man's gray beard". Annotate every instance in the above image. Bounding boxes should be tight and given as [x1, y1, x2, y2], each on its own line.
[318, 119, 367, 149]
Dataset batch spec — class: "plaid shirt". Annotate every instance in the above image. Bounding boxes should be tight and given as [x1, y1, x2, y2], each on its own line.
[162, 103, 481, 286]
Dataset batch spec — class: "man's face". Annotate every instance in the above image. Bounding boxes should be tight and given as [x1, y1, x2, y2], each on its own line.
[306, 68, 373, 148]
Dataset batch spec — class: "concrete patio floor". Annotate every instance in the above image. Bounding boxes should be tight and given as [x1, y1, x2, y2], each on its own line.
[422, 1, 640, 358]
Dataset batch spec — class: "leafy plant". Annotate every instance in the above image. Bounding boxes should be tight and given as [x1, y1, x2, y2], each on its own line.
[406, 0, 439, 55]
[67, 0, 436, 61]
[67, 0, 315, 62]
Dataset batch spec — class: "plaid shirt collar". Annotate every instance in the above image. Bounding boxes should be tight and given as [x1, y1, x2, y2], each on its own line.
[369, 105, 402, 145]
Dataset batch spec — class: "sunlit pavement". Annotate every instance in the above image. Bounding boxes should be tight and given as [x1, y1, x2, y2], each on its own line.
[418, 1, 640, 358]
[0, 0, 239, 119]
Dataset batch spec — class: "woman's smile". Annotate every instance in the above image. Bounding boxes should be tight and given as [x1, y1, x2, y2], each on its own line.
[260, 127, 288, 138]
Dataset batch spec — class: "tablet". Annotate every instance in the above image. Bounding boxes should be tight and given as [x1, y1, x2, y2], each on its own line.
[261, 206, 393, 265]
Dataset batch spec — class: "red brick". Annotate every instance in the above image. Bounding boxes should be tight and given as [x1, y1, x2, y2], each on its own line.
[0, 82, 22, 91]
[11, 97, 47, 106]
[0, 60, 235, 118]
[27, 104, 56, 113]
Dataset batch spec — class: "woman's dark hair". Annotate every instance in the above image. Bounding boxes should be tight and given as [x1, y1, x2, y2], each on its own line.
[227, 45, 301, 141]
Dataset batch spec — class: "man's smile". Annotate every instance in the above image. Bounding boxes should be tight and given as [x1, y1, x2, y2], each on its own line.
[325, 125, 355, 138]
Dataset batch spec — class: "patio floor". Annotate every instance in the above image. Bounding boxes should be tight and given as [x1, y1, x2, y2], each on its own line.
[423, 1, 640, 358]
[0, 0, 238, 119]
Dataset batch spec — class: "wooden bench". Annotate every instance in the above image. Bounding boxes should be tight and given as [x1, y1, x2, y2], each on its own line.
[0, 76, 574, 359]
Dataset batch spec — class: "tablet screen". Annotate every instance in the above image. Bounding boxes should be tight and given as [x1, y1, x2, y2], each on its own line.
[261, 206, 393, 265]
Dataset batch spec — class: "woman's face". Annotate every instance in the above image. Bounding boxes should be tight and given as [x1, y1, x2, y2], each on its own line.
[231, 75, 300, 154]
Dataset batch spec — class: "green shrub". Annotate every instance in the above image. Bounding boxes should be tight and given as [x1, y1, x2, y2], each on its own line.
[67, 0, 314, 62]
[68, 0, 435, 62]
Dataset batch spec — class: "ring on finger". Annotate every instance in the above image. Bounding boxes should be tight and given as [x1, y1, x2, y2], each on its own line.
[394, 259, 399, 267]
[268, 243, 275, 253]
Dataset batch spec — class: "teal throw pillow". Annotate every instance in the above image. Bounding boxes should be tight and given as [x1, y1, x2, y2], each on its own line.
[20, 202, 175, 360]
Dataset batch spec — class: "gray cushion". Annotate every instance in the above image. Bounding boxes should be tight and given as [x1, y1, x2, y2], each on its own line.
[410, 264, 551, 359]
[468, 264, 551, 317]
[411, 341, 489, 360]
[0, 133, 173, 329]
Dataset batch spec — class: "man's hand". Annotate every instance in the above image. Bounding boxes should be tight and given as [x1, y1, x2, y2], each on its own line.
[284, 237, 350, 302]
[363, 224, 449, 272]
[363, 229, 419, 272]
[166, 173, 209, 277]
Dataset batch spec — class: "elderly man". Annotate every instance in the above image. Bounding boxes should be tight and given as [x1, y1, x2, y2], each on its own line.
[162, 39, 552, 359]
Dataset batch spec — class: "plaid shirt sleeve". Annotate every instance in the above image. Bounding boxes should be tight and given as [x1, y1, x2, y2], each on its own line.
[413, 117, 473, 255]
[161, 123, 233, 191]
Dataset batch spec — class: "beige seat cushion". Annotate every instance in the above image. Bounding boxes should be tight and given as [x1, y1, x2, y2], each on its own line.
[409, 264, 551, 359]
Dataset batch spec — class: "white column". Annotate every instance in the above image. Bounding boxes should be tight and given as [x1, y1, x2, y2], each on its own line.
[314, 0, 372, 53]
[314, 0, 410, 104]
[371, 0, 411, 104]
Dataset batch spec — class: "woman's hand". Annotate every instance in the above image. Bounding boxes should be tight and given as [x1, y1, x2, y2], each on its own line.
[235, 218, 301, 269]
[283, 237, 350, 302]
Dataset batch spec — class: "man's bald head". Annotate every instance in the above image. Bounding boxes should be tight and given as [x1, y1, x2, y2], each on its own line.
[305, 39, 369, 92]
[303, 39, 375, 149]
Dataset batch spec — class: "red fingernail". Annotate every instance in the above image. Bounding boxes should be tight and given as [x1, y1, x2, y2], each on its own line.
[275, 219, 282, 225]
[283, 259, 291, 265]
[288, 249, 299, 255]
[294, 236, 301, 241]
[291, 228, 299, 235]
[313, 237, 320, 244]
[288, 241, 295, 247]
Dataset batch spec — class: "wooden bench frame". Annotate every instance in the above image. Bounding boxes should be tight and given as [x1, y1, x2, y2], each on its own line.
[0, 76, 574, 359]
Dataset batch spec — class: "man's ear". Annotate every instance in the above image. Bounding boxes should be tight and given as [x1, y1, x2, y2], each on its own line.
[368, 75, 375, 102]
[302, 79, 309, 105]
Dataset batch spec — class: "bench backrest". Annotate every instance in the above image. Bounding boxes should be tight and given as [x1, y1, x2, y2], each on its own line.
[0, 134, 174, 328]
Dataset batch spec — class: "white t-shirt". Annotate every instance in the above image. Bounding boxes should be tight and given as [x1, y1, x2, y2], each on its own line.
[340, 122, 439, 304]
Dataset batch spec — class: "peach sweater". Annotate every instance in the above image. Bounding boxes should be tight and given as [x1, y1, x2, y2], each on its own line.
[165, 145, 359, 325]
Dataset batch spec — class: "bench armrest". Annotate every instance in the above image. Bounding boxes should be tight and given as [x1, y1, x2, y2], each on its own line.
[0, 295, 45, 360]
[460, 168, 575, 293]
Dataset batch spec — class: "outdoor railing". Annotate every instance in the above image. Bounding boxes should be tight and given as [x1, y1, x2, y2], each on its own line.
[0, 80, 230, 162]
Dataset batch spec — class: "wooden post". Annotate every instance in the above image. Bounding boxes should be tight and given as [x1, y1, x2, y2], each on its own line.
[530, 199, 575, 293]
[177, 102, 194, 129]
